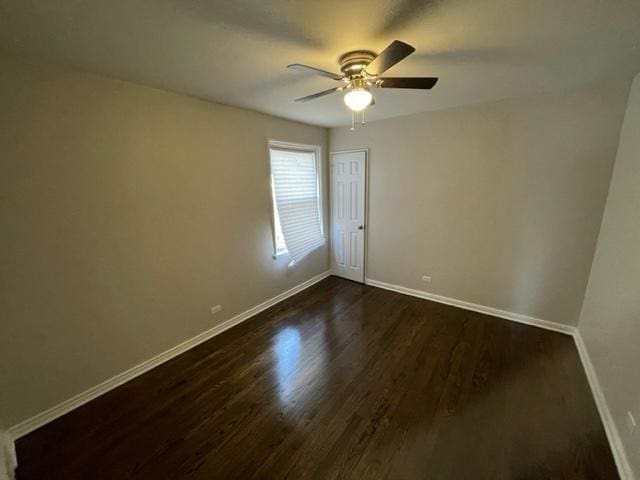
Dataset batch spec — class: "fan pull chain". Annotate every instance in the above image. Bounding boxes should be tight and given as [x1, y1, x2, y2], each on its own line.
[361, 110, 366, 126]
[350, 110, 355, 131]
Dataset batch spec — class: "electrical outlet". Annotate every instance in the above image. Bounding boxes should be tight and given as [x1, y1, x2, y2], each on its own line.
[627, 411, 637, 434]
[421, 275, 432, 284]
[210, 305, 222, 315]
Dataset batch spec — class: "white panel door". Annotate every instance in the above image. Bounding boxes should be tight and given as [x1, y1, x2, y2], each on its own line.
[330, 150, 366, 283]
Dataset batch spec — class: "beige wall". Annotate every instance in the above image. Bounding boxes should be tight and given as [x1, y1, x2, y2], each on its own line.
[578, 73, 640, 477]
[330, 83, 629, 326]
[0, 52, 329, 428]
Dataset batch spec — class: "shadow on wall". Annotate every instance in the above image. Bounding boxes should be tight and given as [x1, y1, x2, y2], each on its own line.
[508, 173, 581, 322]
[502, 100, 619, 324]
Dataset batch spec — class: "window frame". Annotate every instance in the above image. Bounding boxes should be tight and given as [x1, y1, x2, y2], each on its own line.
[267, 139, 324, 260]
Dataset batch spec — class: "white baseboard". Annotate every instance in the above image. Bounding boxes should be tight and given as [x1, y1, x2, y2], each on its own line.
[364, 278, 576, 335]
[8, 272, 633, 480]
[0, 430, 17, 480]
[573, 331, 635, 480]
[8, 270, 331, 440]
[365, 277, 633, 480]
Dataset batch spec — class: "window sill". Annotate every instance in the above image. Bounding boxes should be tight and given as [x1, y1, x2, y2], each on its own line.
[272, 251, 289, 260]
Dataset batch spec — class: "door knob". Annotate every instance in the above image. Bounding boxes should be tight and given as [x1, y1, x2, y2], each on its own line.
[358, 225, 364, 230]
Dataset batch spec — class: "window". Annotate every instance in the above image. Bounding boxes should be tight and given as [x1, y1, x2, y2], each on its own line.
[269, 141, 324, 266]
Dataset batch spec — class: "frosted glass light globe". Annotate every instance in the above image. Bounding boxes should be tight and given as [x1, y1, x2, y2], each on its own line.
[344, 88, 373, 112]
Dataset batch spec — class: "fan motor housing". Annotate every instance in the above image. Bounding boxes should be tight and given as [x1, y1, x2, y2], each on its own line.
[338, 50, 377, 77]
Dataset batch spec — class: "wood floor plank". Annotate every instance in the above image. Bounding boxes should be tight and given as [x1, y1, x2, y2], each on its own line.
[15, 276, 619, 479]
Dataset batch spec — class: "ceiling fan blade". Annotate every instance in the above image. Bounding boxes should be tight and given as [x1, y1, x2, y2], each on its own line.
[295, 87, 342, 102]
[378, 77, 439, 89]
[366, 40, 415, 76]
[287, 64, 343, 81]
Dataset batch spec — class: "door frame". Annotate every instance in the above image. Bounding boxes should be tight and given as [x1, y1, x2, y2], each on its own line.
[329, 148, 370, 283]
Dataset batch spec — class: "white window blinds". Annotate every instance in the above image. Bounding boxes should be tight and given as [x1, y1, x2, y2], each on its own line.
[269, 146, 324, 266]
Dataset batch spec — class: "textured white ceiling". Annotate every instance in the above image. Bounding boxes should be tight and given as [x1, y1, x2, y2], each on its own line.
[1, 0, 639, 127]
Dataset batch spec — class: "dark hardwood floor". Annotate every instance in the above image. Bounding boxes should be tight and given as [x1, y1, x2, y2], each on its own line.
[16, 276, 618, 479]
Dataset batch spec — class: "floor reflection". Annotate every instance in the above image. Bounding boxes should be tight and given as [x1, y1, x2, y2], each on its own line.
[274, 327, 302, 404]
[273, 323, 330, 406]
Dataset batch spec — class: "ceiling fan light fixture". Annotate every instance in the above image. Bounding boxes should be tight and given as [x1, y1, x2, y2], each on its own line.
[344, 88, 373, 112]
[288, 41, 438, 127]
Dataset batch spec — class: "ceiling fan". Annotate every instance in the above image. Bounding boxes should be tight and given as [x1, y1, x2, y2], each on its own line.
[287, 40, 438, 129]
